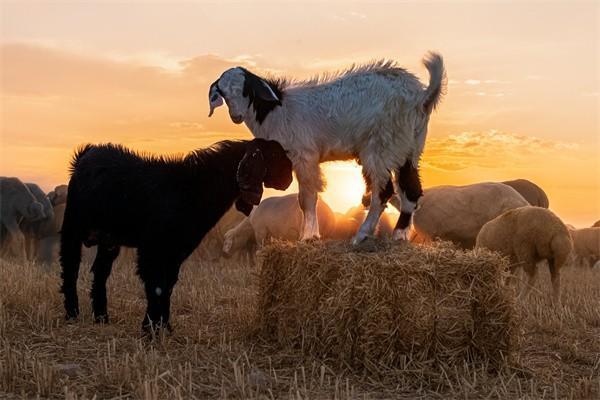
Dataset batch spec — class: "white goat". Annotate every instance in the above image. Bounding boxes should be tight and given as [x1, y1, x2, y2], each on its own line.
[208, 52, 445, 244]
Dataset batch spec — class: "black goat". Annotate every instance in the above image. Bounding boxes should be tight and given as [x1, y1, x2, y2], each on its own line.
[60, 139, 292, 333]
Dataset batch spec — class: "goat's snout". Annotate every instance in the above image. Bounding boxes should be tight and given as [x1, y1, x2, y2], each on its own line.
[230, 114, 244, 124]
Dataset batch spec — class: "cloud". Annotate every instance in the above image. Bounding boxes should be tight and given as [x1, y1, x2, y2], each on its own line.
[422, 130, 581, 171]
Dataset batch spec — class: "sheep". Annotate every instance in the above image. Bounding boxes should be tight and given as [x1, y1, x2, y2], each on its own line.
[569, 228, 600, 268]
[48, 184, 68, 206]
[501, 179, 549, 208]
[60, 139, 292, 333]
[193, 206, 252, 263]
[411, 182, 529, 248]
[475, 206, 573, 305]
[20, 183, 55, 261]
[0, 177, 46, 258]
[208, 52, 446, 245]
[222, 193, 336, 258]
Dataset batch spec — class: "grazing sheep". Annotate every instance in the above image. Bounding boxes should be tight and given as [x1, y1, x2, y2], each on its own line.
[48, 184, 68, 206]
[20, 183, 55, 261]
[60, 139, 292, 333]
[501, 179, 549, 208]
[208, 53, 446, 244]
[0, 177, 46, 258]
[475, 206, 573, 304]
[222, 193, 336, 257]
[569, 228, 600, 268]
[411, 182, 529, 249]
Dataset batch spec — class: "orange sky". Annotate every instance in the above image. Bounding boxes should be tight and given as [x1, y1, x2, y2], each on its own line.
[1, 1, 598, 226]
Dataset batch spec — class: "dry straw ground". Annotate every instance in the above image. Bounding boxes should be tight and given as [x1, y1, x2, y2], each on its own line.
[1, 240, 599, 399]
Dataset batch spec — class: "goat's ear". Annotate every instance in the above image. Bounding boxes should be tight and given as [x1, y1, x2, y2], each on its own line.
[243, 70, 280, 103]
[236, 149, 266, 207]
[235, 198, 254, 216]
[255, 79, 280, 103]
[208, 80, 224, 117]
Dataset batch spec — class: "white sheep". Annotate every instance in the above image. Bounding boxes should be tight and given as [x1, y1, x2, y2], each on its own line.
[208, 53, 445, 244]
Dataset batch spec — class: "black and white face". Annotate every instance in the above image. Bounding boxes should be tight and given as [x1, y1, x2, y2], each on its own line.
[209, 68, 248, 124]
[208, 67, 281, 125]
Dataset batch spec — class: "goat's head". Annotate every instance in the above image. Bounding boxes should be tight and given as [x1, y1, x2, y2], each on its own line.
[235, 139, 293, 215]
[209, 67, 281, 124]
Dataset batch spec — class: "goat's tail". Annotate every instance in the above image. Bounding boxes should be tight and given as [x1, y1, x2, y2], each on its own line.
[421, 51, 446, 114]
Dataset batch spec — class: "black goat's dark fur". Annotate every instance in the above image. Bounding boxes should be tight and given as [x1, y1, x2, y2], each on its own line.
[60, 139, 292, 333]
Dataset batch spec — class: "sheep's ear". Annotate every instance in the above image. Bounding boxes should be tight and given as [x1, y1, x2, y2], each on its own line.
[47, 191, 56, 205]
[208, 80, 224, 117]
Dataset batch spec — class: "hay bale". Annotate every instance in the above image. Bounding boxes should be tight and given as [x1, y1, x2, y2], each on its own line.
[255, 240, 520, 372]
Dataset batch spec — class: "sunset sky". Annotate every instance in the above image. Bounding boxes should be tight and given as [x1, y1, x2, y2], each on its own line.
[1, 1, 598, 226]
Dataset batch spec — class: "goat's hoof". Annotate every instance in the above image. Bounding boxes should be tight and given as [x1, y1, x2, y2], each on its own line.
[351, 236, 379, 252]
[351, 232, 369, 246]
[392, 228, 410, 241]
[65, 309, 80, 321]
[94, 314, 109, 324]
[141, 321, 173, 338]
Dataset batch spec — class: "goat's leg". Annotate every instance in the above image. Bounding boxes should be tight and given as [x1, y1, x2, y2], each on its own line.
[393, 160, 423, 240]
[137, 251, 181, 334]
[361, 172, 401, 212]
[158, 263, 182, 331]
[295, 159, 324, 240]
[352, 177, 394, 245]
[59, 222, 82, 320]
[90, 245, 120, 323]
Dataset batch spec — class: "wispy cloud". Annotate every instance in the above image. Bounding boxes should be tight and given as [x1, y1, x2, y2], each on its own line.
[423, 130, 581, 171]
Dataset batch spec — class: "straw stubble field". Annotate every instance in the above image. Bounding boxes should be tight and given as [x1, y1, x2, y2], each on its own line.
[1, 240, 599, 399]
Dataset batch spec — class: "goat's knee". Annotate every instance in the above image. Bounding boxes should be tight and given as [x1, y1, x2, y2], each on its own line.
[298, 189, 320, 240]
[393, 161, 423, 240]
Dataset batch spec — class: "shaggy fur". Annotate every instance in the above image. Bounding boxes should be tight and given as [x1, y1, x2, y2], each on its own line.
[209, 52, 446, 244]
[60, 139, 292, 333]
[475, 206, 573, 304]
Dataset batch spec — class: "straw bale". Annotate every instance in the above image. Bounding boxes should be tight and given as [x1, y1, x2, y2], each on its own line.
[255, 240, 520, 371]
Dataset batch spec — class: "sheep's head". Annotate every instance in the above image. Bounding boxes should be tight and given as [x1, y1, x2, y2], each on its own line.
[25, 201, 46, 221]
[48, 184, 68, 206]
[236, 139, 292, 216]
[209, 67, 281, 124]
